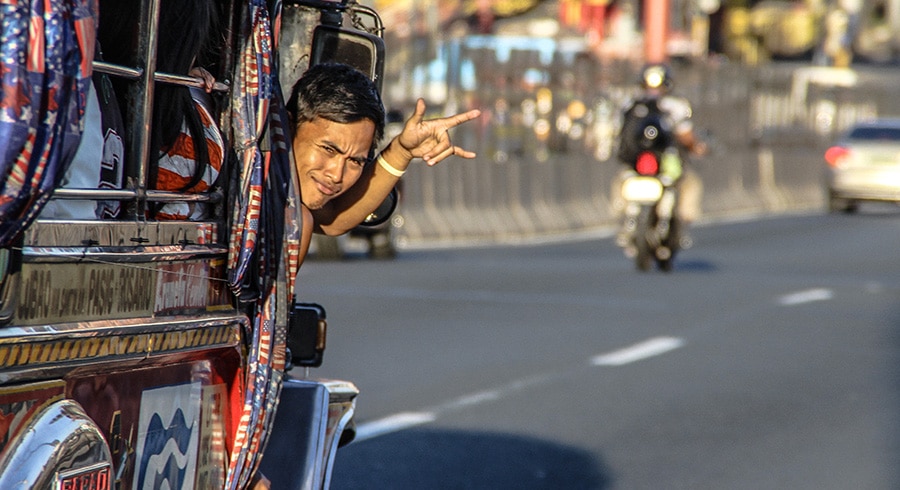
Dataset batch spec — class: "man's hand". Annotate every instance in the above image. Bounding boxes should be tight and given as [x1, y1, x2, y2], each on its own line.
[313, 98, 481, 237]
[392, 98, 482, 166]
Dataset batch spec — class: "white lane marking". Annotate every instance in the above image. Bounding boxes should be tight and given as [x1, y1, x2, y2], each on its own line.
[354, 411, 437, 442]
[442, 389, 501, 410]
[778, 288, 833, 306]
[354, 374, 552, 441]
[355, 338, 686, 441]
[591, 336, 685, 366]
[437, 373, 551, 413]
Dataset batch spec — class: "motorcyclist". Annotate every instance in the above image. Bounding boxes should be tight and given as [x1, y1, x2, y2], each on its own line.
[613, 64, 706, 253]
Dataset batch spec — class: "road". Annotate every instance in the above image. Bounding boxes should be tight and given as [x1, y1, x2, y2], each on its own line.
[297, 208, 900, 489]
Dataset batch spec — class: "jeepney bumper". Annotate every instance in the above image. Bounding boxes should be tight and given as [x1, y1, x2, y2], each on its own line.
[259, 378, 359, 489]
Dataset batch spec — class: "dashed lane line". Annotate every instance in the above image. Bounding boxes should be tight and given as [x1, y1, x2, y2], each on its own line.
[591, 336, 686, 366]
[778, 288, 833, 306]
[354, 411, 437, 441]
[354, 286, 844, 441]
[355, 336, 685, 441]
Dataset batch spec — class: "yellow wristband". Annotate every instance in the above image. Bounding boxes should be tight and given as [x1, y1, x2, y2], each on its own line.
[377, 154, 406, 177]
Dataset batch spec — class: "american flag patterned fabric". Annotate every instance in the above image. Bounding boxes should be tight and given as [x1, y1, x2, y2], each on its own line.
[0, 0, 96, 246]
[225, 0, 300, 488]
[155, 96, 225, 220]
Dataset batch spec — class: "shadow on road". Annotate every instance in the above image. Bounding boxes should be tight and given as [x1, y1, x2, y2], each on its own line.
[331, 427, 612, 489]
[671, 258, 718, 272]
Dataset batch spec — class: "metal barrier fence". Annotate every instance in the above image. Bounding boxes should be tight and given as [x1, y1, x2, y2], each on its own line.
[389, 53, 900, 247]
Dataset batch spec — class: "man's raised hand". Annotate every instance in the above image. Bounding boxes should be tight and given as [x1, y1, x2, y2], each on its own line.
[394, 98, 482, 166]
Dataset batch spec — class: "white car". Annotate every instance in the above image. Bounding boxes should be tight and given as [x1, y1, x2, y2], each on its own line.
[825, 118, 900, 213]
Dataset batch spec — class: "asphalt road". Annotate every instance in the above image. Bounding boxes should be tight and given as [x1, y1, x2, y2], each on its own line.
[298, 208, 900, 490]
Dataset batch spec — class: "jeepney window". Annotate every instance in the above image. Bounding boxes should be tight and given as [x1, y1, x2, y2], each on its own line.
[41, 0, 230, 222]
[103, 0, 228, 222]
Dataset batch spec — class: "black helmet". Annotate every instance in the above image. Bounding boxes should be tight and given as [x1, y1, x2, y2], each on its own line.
[640, 64, 672, 90]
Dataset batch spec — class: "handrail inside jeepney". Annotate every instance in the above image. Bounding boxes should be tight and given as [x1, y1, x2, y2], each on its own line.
[282, 0, 384, 36]
[154, 72, 230, 93]
[346, 2, 384, 37]
[94, 61, 229, 93]
[283, 0, 351, 10]
[50, 63, 231, 210]
[93, 61, 142, 80]
[48, 188, 223, 204]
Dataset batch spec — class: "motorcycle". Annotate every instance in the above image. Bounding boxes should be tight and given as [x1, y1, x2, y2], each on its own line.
[618, 147, 684, 272]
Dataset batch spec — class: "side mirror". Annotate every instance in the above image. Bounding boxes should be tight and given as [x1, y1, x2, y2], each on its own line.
[310, 24, 385, 92]
[358, 186, 397, 227]
[287, 302, 327, 368]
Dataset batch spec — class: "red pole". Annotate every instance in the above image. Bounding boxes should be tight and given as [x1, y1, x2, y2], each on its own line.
[643, 0, 669, 63]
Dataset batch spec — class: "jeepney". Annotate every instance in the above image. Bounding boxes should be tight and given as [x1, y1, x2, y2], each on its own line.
[0, 0, 386, 488]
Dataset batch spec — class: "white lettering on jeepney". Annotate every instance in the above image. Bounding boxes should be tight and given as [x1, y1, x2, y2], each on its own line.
[155, 262, 208, 314]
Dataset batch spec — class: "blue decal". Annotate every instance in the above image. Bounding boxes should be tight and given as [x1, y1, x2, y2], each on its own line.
[133, 383, 200, 490]
[136, 410, 194, 489]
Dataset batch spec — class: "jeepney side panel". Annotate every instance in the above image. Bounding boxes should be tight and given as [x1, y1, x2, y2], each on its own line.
[0, 219, 248, 490]
[67, 346, 243, 489]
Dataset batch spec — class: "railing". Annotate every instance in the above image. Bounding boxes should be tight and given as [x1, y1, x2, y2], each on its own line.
[389, 59, 900, 246]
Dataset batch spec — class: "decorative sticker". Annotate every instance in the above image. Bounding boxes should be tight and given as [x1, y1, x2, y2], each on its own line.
[154, 262, 210, 315]
[132, 383, 201, 490]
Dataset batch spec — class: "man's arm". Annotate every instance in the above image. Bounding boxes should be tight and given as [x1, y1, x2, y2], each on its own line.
[312, 99, 481, 236]
[310, 139, 407, 235]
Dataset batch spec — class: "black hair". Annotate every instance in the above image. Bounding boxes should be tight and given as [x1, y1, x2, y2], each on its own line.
[287, 63, 386, 160]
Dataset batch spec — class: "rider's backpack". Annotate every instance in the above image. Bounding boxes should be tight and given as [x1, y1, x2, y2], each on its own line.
[616, 97, 672, 164]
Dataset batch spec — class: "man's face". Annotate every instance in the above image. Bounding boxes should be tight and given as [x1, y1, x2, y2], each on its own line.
[293, 116, 375, 210]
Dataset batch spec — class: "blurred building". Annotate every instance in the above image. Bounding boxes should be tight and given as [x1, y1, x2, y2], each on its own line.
[366, 0, 900, 67]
